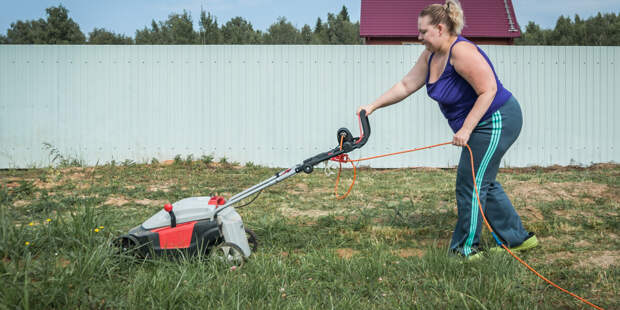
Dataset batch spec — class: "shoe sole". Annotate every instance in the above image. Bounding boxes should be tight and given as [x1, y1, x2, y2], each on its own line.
[490, 235, 539, 253]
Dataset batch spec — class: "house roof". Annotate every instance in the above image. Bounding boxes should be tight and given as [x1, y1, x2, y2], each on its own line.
[360, 0, 521, 38]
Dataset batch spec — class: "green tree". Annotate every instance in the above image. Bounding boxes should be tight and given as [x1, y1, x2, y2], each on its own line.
[339, 5, 350, 22]
[312, 17, 329, 44]
[221, 17, 262, 44]
[88, 28, 133, 44]
[551, 15, 573, 45]
[607, 13, 620, 45]
[167, 11, 196, 44]
[586, 12, 620, 45]
[45, 5, 86, 43]
[300, 24, 313, 44]
[325, 8, 361, 45]
[0, 34, 7, 44]
[6, 19, 48, 43]
[135, 11, 196, 44]
[585, 13, 606, 45]
[135, 20, 162, 44]
[264, 17, 301, 44]
[572, 14, 586, 45]
[6, 5, 85, 44]
[515, 21, 550, 45]
[516, 12, 620, 46]
[198, 10, 221, 44]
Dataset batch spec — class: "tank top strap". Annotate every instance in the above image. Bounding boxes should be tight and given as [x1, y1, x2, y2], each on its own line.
[448, 35, 467, 60]
[426, 52, 435, 84]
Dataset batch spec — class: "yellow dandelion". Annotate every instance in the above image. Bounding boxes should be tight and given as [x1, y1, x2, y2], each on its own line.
[28, 222, 34, 226]
[25, 241, 30, 246]
[94, 228, 100, 232]
[99, 226, 104, 229]
[46, 218, 52, 222]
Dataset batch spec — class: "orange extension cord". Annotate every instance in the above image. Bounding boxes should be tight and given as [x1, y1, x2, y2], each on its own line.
[331, 141, 604, 310]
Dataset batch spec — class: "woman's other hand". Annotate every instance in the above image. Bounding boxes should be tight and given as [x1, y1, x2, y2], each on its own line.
[357, 105, 374, 116]
[452, 127, 472, 146]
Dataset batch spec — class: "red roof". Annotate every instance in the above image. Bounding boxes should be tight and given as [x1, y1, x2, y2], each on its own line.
[360, 0, 521, 38]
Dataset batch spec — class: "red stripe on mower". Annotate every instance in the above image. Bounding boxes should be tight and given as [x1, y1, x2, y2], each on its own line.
[151, 221, 197, 249]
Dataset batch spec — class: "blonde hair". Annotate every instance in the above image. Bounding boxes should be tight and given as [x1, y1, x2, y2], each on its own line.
[419, 0, 465, 35]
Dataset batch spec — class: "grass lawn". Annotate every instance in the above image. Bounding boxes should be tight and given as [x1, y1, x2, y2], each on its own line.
[1, 159, 618, 309]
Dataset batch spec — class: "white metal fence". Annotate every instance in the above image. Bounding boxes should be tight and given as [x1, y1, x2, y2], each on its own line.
[1, 45, 618, 168]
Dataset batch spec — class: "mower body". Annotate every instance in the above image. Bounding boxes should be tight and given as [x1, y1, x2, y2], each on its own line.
[117, 196, 252, 257]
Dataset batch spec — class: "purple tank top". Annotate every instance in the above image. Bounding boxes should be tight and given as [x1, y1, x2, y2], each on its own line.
[426, 36, 512, 132]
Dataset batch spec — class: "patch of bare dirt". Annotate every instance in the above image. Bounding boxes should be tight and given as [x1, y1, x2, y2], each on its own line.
[574, 240, 592, 248]
[1, 177, 21, 183]
[394, 248, 425, 258]
[418, 238, 450, 248]
[311, 187, 333, 194]
[104, 196, 130, 206]
[542, 250, 618, 269]
[33, 179, 61, 190]
[76, 183, 91, 190]
[279, 206, 343, 218]
[518, 205, 544, 222]
[286, 181, 330, 195]
[500, 163, 620, 174]
[543, 251, 576, 264]
[409, 167, 444, 172]
[578, 251, 618, 269]
[135, 199, 167, 206]
[295, 183, 308, 191]
[507, 181, 614, 204]
[68, 172, 86, 181]
[551, 209, 599, 220]
[148, 184, 171, 192]
[13, 200, 30, 207]
[538, 236, 561, 247]
[336, 248, 359, 259]
[57, 258, 71, 268]
[5, 182, 20, 188]
[589, 163, 619, 170]
[298, 220, 317, 226]
[551, 209, 611, 226]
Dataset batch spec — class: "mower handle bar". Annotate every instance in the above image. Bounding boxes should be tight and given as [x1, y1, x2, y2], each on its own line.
[220, 110, 370, 211]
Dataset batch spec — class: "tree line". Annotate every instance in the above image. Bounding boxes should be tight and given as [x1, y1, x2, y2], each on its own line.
[515, 12, 620, 46]
[0, 5, 361, 45]
[0, 5, 618, 45]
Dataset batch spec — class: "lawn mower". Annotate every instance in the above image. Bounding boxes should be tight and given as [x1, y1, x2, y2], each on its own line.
[114, 110, 371, 265]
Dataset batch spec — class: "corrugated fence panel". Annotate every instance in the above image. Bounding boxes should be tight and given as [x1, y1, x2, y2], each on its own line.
[0, 45, 618, 168]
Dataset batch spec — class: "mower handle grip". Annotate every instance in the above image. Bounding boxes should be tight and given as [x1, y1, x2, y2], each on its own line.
[297, 109, 371, 173]
[354, 109, 371, 150]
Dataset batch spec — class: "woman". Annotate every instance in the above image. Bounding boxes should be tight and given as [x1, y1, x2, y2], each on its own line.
[357, 0, 537, 258]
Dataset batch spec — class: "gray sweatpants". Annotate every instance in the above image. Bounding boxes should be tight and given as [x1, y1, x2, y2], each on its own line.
[450, 96, 530, 256]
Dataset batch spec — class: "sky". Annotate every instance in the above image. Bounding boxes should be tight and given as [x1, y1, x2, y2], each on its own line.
[1, 0, 619, 37]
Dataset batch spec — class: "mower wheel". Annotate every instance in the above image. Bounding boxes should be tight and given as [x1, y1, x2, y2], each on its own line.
[245, 227, 258, 252]
[212, 242, 245, 267]
[112, 235, 140, 256]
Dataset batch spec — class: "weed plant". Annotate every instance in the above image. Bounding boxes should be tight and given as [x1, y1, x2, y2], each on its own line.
[0, 163, 617, 308]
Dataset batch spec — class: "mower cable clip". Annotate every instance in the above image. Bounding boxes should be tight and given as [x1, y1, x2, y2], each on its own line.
[329, 154, 350, 163]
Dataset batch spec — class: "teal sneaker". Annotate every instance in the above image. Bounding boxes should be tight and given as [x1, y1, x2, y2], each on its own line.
[467, 251, 485, 261]
[450, 248, 485, 261]
[490, 233, 539, 253]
